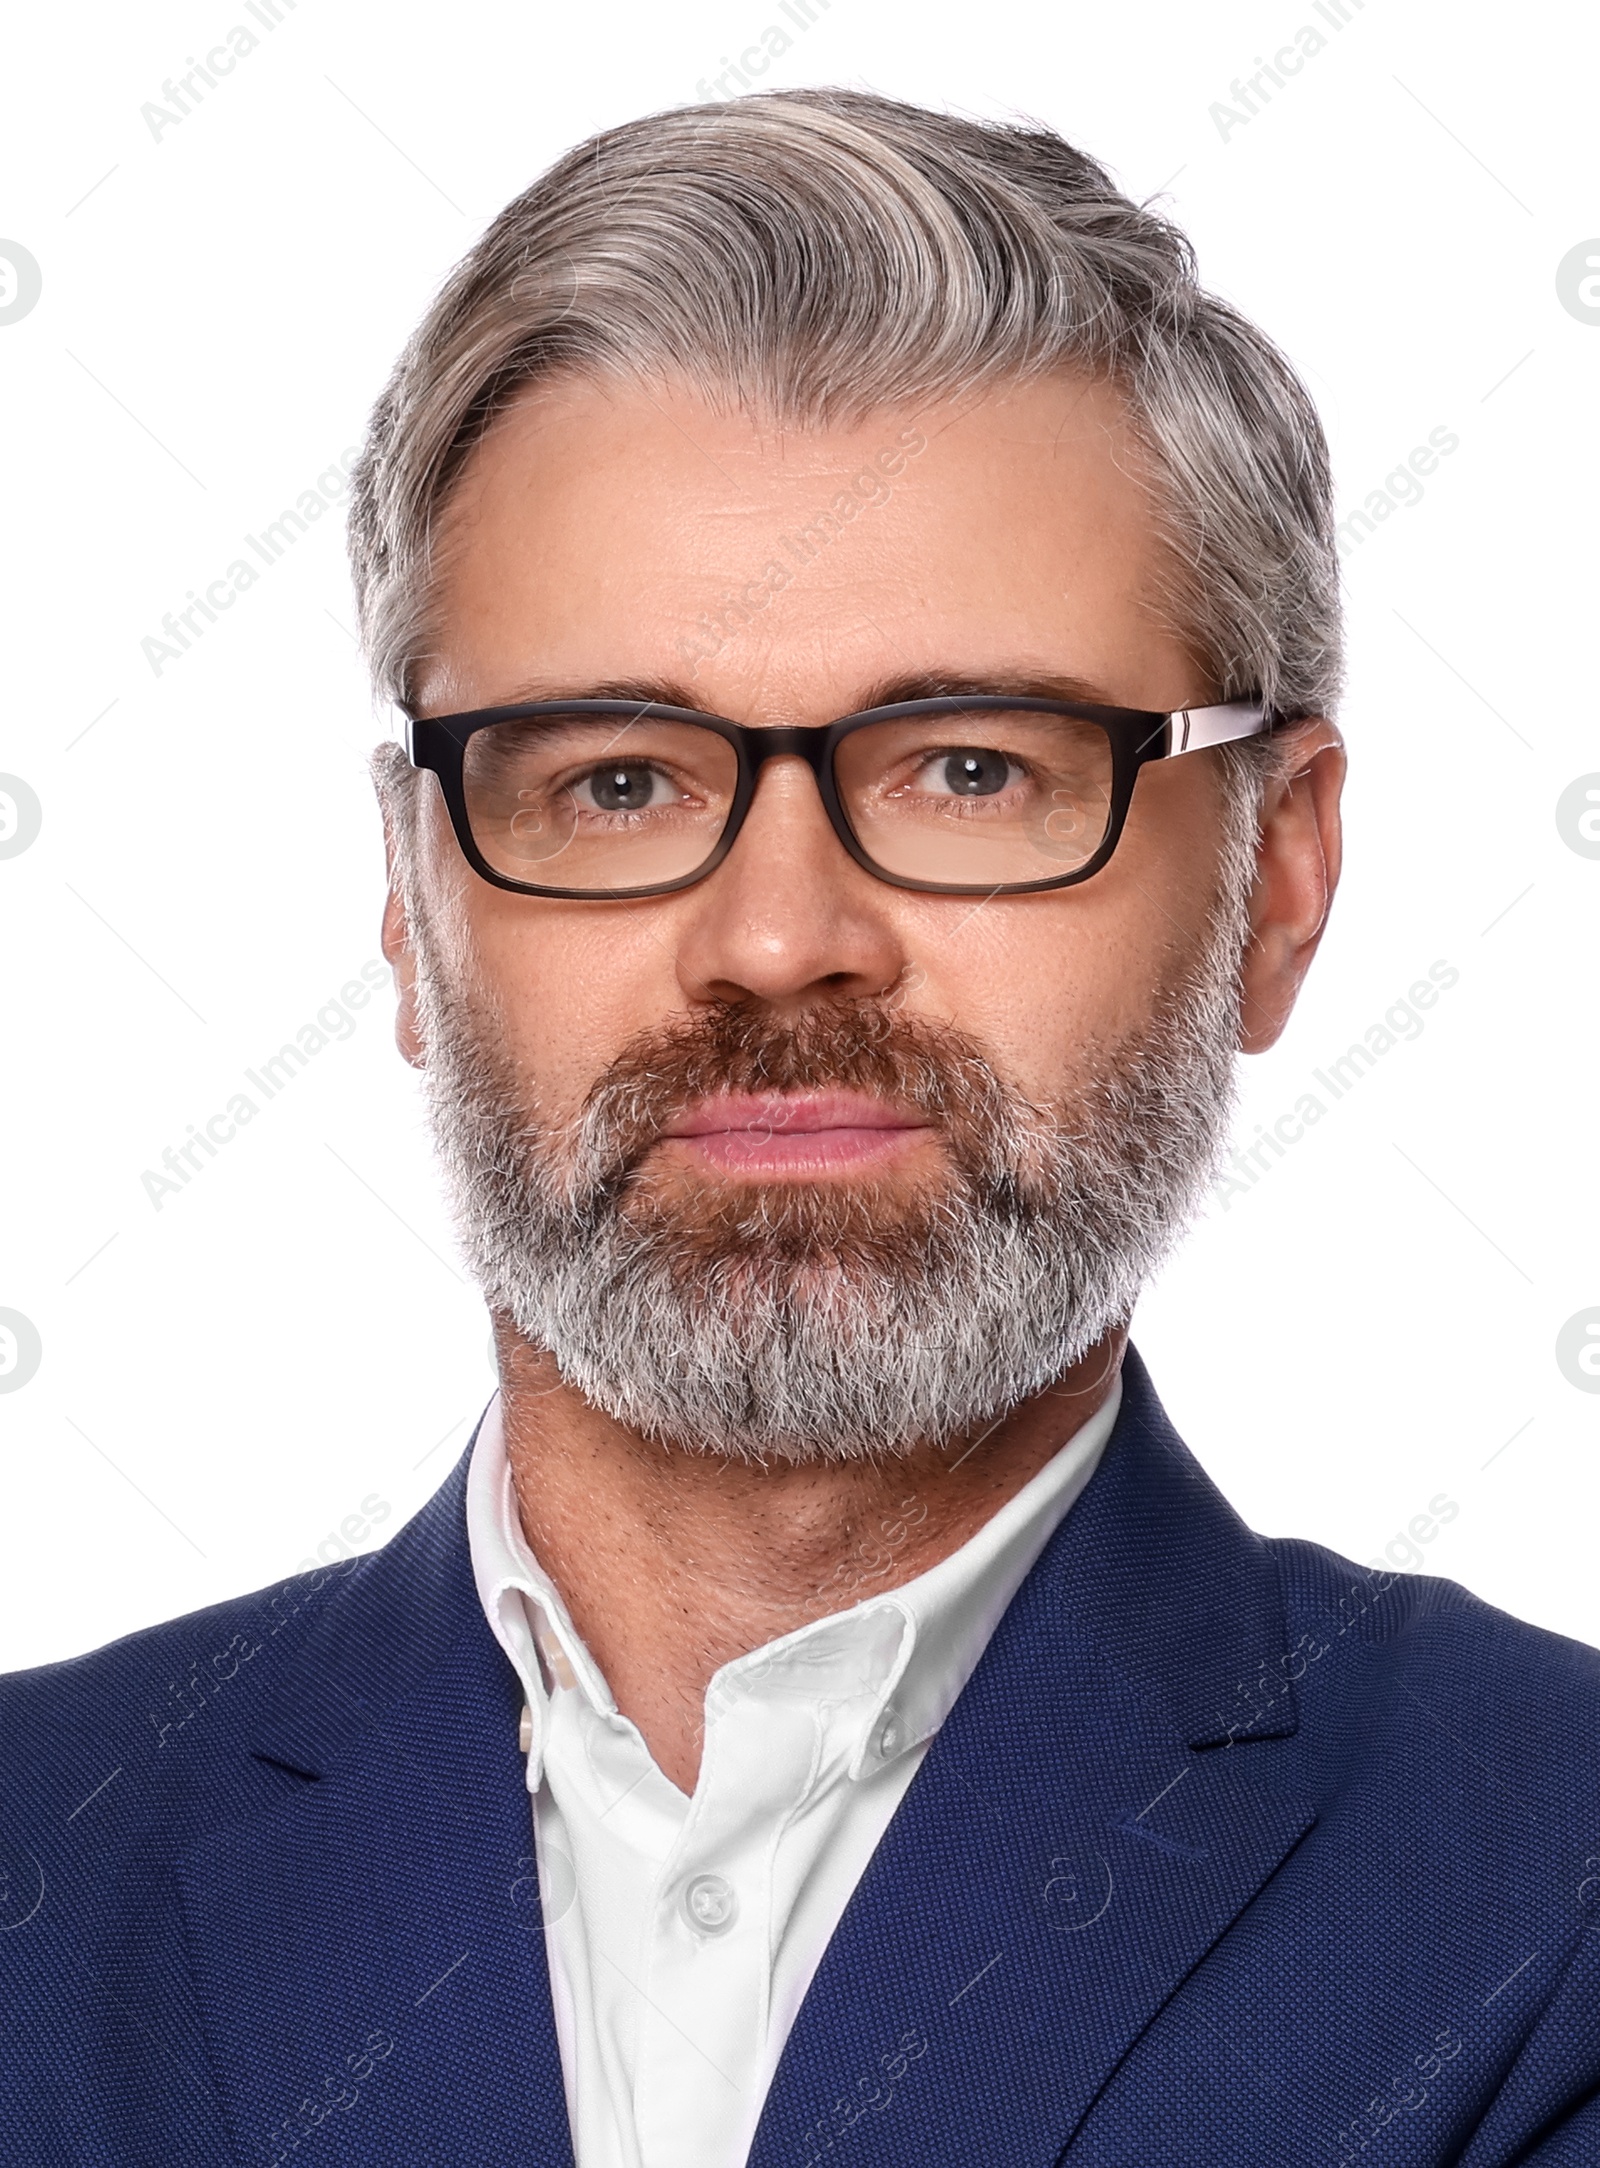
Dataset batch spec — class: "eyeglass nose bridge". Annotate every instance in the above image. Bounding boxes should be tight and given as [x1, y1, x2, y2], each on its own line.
[715, 722, 852, 873]
[730, 721, 835, 773]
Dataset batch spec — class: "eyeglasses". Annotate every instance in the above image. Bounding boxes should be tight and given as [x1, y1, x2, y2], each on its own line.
[398, 692, 1282, 900]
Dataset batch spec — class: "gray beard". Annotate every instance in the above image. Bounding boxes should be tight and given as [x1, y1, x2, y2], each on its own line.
[410, 880, 1249, 1467]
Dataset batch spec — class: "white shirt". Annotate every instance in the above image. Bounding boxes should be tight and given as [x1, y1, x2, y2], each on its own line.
[466, 1374, 1119, 2168]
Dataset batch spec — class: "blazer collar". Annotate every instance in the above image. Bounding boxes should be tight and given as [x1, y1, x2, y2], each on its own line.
[218, 1344, 1291, 1777]
[745, 1346, 1317, 2167]
[1021, 1343, 1301, 1752]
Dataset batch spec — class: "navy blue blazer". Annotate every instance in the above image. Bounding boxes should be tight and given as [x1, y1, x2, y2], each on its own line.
[5, 1348, 1600, 2166]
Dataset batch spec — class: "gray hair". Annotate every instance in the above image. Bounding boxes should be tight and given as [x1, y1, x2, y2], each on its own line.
[350, 85, 1340, 773]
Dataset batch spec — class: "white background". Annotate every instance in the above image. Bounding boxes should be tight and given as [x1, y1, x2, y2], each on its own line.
[1, 0, 1595, 1670]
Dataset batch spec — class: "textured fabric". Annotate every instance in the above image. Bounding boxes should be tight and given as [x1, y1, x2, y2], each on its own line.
[467, 1379, 1117, 2167]
[3, 1347, 1599, 2166]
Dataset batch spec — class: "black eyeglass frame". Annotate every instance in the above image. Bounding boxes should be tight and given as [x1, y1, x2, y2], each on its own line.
[399, 693, 1284, 901]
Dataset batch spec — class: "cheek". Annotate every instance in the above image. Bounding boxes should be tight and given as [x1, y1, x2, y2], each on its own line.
[890, 829, 1218, 1102]
[890, 897, 1137, 1101]
[1123, 757, 1236, 900]
[462, 899, 689, 1110]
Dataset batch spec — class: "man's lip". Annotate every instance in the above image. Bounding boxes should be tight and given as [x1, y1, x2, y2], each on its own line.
[662, 1092, 932, 1139]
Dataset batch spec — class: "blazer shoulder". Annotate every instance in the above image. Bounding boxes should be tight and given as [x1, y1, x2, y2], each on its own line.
[1270, 1529, 1600, 1768]
[0, 1556, 376, 1817]
[0, 1449, 477, 1849]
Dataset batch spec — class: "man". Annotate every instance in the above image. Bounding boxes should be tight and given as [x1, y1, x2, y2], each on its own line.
[5, 87, 1598, 2168]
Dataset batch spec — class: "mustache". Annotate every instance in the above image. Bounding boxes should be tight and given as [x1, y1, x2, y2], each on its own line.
[558, 1000, 1039, 1197]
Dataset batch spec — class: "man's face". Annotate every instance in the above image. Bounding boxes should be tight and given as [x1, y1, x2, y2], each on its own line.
[387, 370, 1319, 1458]
[409, 369, 1229, 1130]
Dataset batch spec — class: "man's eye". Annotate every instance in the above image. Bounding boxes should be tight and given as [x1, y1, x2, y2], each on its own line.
[572, 762, 668, 812]
[915, 748, 1021, 798]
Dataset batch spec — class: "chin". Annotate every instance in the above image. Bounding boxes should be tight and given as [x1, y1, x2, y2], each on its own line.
[620, 1167, 951, 1256]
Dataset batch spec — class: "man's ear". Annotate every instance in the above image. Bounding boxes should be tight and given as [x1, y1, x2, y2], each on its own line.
[1236, 719, 1346, 1054]
[381, 881, 426, 1069]
[374, 754, 426, 1071]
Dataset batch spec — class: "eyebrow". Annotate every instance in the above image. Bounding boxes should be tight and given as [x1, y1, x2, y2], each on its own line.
[487, 666, 1148, 718]
[854, 667, 1141, 712]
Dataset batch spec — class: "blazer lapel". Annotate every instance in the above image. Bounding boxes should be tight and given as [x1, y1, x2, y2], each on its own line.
[175, 1455, 574, 2167]
[748, 1347, 1318, 2168]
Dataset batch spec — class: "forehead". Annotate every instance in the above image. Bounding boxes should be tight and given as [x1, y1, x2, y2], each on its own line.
[420, 369, 1193, 718]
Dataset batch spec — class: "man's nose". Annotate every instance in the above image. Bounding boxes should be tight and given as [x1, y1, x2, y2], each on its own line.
[672, 755, 909, 1010]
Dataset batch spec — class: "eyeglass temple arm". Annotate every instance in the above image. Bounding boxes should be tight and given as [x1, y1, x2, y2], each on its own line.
[1164, 700, 1274, 755]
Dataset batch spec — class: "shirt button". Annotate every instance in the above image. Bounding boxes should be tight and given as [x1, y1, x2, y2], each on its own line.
[519, 1704, 533, 1754]
[681, 1873, 739, 1937]
[874, 1710, 904, 1761]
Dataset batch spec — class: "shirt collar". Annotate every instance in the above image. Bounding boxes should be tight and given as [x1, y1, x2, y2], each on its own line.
[467, 1402, 616, 1786]
[467, 1371, 1121, 1792]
